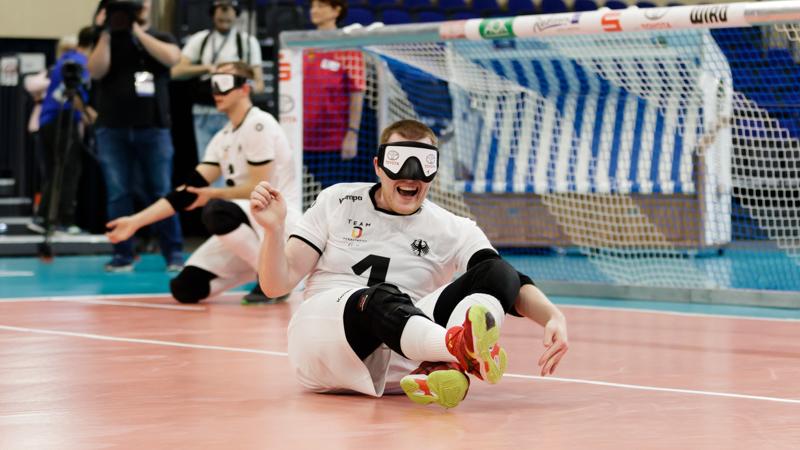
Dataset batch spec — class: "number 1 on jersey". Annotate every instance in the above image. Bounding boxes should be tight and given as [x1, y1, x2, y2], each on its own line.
[351, 254, 390, 286]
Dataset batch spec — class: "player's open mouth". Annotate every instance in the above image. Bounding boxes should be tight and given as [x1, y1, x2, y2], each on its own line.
[396, 186, 419, 198]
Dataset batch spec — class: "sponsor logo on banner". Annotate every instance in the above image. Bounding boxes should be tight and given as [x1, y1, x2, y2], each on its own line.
[689, 5, 728, 25]
[644, 8, 669, 21]
[528, 13, 581, 34]
[479, 18, 515, 39]
[279, 94, 294, 115]
[601, 12, 622, 32]
[440, 20, 467, 40]
[640, 7, 671, 29]
[278, 51, 291, 82]
[1, 57, 20, 86]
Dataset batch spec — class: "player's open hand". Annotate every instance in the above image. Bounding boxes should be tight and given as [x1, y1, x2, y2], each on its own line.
[185, 186, 213, 211]
[105, 216, 138, 244]
[538, 316, 568, 376]
[250, 181, 286, 230]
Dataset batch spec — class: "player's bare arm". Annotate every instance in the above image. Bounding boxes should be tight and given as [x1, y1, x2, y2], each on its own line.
[186, 160, 271, 210]
[251, 182, 319, 297]
[106, 164, 218, 243]
[513, 284, 568, 376]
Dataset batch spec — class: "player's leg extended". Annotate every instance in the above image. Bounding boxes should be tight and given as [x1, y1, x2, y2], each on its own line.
[425, 256, 522, 384]
[343, 283, 469, 408]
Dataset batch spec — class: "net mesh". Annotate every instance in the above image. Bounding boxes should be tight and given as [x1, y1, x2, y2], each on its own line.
[295, 23, 800, 292]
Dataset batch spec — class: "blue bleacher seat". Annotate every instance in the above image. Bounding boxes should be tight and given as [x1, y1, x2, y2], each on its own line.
[439, 0, 468, 11]
[404, 0, 434, 9]
[506, 0, 536, 16]
[448, 10, 480, 19]
[380, 8, 413, 24]
[370, 0, 399, 8]
[417, 10, 446, 22]
[573, 0, 598, 11]
[540, 0, 568, 14]
[472, 0, 503, 16]
[604, 0, 628, 9]
[342, 7, 375, 26]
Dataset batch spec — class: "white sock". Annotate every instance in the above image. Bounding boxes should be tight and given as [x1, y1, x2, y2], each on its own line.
[217, 224, 260, 271]
[399, 315, 457, 363]
[445, 293, 506, 330]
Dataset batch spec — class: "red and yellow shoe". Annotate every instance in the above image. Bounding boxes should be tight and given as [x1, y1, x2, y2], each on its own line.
[446, 305, 507, 384]
[400, 361, 470, 409]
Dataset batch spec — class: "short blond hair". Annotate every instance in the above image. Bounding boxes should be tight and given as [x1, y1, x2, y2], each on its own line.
[216, 61, 255, 80]
[379, 119, 437, 146]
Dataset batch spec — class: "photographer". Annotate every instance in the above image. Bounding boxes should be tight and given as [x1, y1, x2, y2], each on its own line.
[88, 0, 185, 272]
[28, 27, 97, 236]
[172, 0, 265, 165]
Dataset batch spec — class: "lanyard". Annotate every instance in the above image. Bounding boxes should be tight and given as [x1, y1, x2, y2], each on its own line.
[209, 30, 233, 65]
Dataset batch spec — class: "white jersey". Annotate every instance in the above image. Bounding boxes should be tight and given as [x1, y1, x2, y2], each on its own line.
[181, 28, 262, 67]
[292, 183, 494, 300]
[202, 107, 300, 208]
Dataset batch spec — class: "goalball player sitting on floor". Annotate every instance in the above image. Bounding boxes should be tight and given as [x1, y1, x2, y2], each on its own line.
[106, 61, 300, 305]
[249, 119, 568, 408]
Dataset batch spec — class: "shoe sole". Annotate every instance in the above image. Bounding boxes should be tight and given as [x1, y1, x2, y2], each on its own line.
[467, 305, 507, 384]
[400, 369, 469, 409]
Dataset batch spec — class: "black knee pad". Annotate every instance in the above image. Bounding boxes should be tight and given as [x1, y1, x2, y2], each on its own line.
[433, 258, 521, 326]
[201, 199, 250, 236]
[170, 266, 216, 304]
[343, 283, 428, 360]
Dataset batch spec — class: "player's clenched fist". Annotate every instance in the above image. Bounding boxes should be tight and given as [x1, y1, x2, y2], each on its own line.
[250, 181, 287, 230]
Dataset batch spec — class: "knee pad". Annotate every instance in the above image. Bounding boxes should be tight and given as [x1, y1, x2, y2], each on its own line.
[469, 258, 521, 312]
[201, 199, 250, 236]
[343, 283, 428, 359]
[433, 258, 521, 325]
[170, 266, 215, 304]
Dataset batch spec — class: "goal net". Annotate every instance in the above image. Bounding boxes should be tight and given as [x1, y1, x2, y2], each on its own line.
[279, 2, 800, 293]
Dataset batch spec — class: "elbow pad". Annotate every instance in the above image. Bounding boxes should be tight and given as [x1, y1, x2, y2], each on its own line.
[164, 170, 209, 211]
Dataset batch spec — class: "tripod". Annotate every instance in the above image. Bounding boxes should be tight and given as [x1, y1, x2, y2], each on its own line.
[38, 86, 83, 260]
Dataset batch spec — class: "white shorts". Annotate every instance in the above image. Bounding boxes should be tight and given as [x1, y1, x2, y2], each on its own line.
[186, 199, 301, 283]
[287, 284, 447, 397]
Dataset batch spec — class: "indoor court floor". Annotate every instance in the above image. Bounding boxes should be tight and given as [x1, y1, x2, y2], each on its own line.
[1, 255, 799, 449]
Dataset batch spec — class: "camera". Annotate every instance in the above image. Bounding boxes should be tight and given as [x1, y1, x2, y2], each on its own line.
[105, 0, 144, 32]
[60, 61, 84, 94]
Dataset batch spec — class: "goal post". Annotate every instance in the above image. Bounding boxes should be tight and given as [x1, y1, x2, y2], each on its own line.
[278, 1, 800, 292]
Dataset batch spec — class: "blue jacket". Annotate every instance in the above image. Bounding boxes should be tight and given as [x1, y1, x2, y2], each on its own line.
[39, 50, 90, 127]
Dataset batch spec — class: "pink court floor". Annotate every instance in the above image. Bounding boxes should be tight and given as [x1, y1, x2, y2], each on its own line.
[1, 292, 799, 449]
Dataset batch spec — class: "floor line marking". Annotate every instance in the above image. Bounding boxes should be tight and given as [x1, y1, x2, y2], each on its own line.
[0, 297, 205, 311]
[1, 324, 797, 405]
[0, 271, 34, 277]
[0, 325, 287, 357]
[504, 373, 800, 404]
